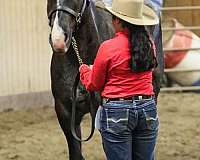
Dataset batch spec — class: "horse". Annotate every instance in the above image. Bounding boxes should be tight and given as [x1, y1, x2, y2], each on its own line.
[47, 0, 163, 159]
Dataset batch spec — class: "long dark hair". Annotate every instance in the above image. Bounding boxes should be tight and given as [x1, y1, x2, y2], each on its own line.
[113, 16, 157, 72]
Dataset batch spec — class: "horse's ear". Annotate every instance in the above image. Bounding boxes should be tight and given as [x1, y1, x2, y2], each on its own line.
[47, 1, 50, 14]
[86, 0, 90, 6]
[47, 0, 52, 14]
[47, 0, 52, 22]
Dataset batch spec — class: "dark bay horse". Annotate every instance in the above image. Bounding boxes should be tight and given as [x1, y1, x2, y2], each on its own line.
[47, 0, 163, 159]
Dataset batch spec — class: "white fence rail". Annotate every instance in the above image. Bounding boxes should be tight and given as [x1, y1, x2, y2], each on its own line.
[161, 86, 200, 92]
[163, 26, 200, 31]
[161, 6, 200, 11]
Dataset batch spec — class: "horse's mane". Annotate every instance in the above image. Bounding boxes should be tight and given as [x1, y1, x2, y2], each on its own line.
[90, 0, 114, 42]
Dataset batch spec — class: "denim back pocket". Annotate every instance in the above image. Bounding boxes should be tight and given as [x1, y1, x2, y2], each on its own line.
[142, 106, 159, 131]
[104, 108, 129, 134]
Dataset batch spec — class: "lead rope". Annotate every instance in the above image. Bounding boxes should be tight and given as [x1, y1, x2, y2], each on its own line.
[70, 0, 100, 142]
[71, 36, 96, 142]
[71, 36, 83, 65]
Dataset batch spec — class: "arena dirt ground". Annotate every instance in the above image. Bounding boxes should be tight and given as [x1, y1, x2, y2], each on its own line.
[0, 93, 200, 160]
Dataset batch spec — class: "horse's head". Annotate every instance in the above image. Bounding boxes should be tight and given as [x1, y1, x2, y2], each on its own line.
[47, 0, 88, 55]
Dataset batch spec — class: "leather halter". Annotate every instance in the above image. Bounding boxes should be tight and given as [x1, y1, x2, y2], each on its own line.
[48, 0, 89, 26]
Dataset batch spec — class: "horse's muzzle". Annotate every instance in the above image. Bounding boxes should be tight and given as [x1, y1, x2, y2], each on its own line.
[49, 34, 71, 55]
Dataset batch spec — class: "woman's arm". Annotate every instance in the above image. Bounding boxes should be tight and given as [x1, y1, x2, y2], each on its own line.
[79, 44, 109, 91]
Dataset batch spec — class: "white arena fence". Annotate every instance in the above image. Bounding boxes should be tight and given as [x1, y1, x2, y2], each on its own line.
[161, 5, 200, 92]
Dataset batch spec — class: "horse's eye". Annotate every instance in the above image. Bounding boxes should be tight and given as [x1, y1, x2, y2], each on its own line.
[64, 33, 68, 42]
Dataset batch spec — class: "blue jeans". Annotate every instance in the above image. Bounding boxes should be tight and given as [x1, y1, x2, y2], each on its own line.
[99, 98, 159, 160]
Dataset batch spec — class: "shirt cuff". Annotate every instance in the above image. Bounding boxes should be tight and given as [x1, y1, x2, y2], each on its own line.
[79, 64, 90, 72]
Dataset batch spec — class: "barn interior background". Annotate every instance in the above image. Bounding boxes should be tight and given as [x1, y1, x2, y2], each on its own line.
[0, 0, 53, 111]
[1, 1, 200, 160]
[163, 0, 200, 36]
[0, 0, 200, 110]
[162, 0, 200, 91]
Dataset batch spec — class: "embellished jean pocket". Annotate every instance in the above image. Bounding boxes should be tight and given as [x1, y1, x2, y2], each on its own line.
[104, 108, 129, 134]
[143, 107, 159, 131]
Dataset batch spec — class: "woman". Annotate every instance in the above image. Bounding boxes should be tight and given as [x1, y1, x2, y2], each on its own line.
[79, 0, 159, 159]
[101, 0, 164, 101]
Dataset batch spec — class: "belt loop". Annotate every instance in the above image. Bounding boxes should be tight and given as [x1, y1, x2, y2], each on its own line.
[102, 98, 109, 104]
[138, 95, 142, 100]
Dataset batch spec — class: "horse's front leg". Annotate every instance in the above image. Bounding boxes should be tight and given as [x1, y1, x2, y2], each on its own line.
[54, 99, 85, 160]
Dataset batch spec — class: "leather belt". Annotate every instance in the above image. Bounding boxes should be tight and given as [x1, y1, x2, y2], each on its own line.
[102, 95, 153, 103]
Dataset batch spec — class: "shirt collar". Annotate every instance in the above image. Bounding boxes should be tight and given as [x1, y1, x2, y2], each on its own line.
[115, 28, 129, 37]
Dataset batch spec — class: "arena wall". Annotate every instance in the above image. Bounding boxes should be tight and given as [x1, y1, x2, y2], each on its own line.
[0, 0, 53, 110]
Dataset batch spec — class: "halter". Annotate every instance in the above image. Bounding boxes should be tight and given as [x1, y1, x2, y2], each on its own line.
[48, 0, 91, 65]
[48, 0, 90, 27]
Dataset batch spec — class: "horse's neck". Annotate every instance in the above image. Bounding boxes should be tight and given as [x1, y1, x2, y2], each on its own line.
[76, 3, 114, 64]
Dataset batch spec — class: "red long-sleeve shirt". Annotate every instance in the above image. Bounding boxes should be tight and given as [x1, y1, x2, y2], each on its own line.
[79, 29, 154, 98]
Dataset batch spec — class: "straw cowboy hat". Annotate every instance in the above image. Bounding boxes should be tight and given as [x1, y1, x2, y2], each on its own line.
[105, 0, 159, 25]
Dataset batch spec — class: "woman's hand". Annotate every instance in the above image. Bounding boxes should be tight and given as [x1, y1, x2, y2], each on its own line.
[89, 65, 93, 69]
[79, 64, 93, 72]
